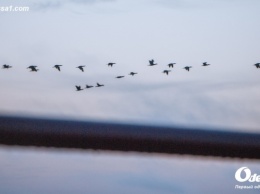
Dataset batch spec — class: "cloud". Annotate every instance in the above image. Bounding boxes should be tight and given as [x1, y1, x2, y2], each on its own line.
[33, 1, 62, 11]
[33, 0, 116, 11]
[153, 0, 260, 9]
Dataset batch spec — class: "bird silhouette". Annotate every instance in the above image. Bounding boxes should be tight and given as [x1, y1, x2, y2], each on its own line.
[86, 85, 93, 89]
[184, 66, 192, 71]
[75, 85, 84, 91]
[129, 72, 137, 76]
[27, 66, 39, 72]
[108, 63, 116, 67]
[96, 83, 104, 87]
[202, 62, 210, 66]
[2, 64, 12, 69]
[116, 76, 124, 78]
[148, 59, 157, 66]
[168, 63, 176, 68]
[163, 70, 171, 75]
[254, 63, 260, 68]
[76, 66, 85, 72]
[53, 64, 62, 71]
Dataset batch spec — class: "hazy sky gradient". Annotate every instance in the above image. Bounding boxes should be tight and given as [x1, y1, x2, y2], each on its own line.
[1, 0, 260, 132]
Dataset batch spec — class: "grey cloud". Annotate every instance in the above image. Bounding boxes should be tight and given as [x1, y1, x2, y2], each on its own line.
[33, 1, 62, 11]
[153, 0, 260, 9]
[33, 0, 115, 11]
[69, 0, 115, 4]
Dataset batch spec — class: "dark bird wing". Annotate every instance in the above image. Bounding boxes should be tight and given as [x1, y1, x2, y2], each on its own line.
[96, 83, 104, 87]
[76, 85, 83, 91]
[30, 66, 38, 71]
[54, 65, 62, 71]
[129, 72, 137, 76]
[108, 63, 115, 66]
[28, 65, 37, 69]
[254, 63, 260, 68]
[78, 66, 84, 72]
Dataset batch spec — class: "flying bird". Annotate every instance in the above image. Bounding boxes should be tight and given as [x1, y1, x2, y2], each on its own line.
[202, 62, 210, 66]
[163, 70, 171, 75]
[129, 72, 137, 76]
[254, 63, 260, 68]
[184, 66, 192, 71]
[27, 66, 39, 72]
[2, 64, 12, 69]
[75, 85, 84, 91]
[86, 85, 93, 89]
[108, 62, 116, 67]
[53, 64, 62, 71]
[76, 66, 85, 72]
[116, 76, 124, 79]
[148, 59, 157, 66]
[96, 83, 104, 87]
[168, 63, 176, 68]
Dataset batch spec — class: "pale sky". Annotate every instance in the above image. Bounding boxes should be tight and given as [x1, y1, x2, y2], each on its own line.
[1, 1, 260, 193]
[1, 0, 260, 131]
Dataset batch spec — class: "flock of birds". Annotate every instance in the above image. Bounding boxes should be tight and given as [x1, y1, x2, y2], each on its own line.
[2, 61, 260, 91]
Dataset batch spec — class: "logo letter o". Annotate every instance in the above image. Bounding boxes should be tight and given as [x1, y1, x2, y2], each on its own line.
[235, 167, 251, 182]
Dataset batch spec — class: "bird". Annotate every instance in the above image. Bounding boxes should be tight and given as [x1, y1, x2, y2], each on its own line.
[184, 66, 192, 71]
[96, 83, 104, 87]
[75, 85, 84, 91]
[86, 85, 93, 89]
[202, 62, 210, 66]
[254, 63, 260, 68]
[168, 63, 176, 68]
[116, 76, 124, 79]
[2, 64, 12, 69]
[129, 72, 137, 76]
[76, 66, 85, 72]
[163, 70, 171, 75]
[108, 62, 116, 67]
[27, 66, 39, 72]
[53, 64, 62, 71]
[148, 59, 157, 66]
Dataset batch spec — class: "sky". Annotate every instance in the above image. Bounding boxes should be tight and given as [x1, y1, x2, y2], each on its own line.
[0, 0, 260, 131]
[0, 1, 260, 193]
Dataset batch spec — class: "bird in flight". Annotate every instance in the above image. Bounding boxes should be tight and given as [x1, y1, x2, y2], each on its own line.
[108, 62, 116, 67]
[184, 66, 192, 71]
[168, 63, 176, 68]
[86, 85, 93, 89]
[76, 66, 85, 72]
[116, 76, 124, 79]
[254, 63, 260, 68]
[96, 83, 104, 87]
[163, 70, 171, 75]
[148, 59, 157, 66]
[27, 66, 39, 72]
[75, 85, 84, 91]
[53, 64, 62, 71]
[129, 72, 137, 76]
[202, 62, 210, 66]
[2, 64, 12, 69]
